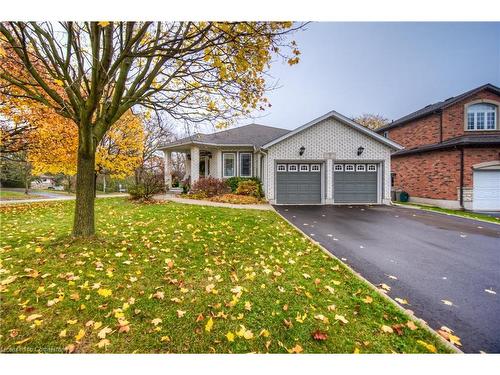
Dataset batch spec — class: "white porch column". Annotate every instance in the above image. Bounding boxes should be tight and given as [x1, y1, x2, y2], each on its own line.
[185, 153, 191, 179]
[255, 152, 262, 179]
[213, 150, 222, 178]
[204, 157, 209, 177]
[164, 151, 172, 190]
[190, 146, 200, 183]
[326, 158, 333, 204]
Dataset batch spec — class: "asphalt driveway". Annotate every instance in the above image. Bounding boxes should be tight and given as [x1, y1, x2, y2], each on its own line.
[274, 204, 500, 353]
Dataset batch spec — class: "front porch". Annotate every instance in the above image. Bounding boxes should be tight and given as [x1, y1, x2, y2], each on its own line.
[162, 144, 263, 189]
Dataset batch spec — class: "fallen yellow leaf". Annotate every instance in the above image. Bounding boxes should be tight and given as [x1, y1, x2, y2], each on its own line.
[288, 344, 303, 353]
[395, 297, 409, 305]
[334, 314, 348, 324]
[75, 328, 85, 341]
[205, 317, 214, 332]
[97, 326, 112, 339]
[97, 288, 112, 297]
[406, 321, 418, 331]
[417, 340, 437, 353]
[362, 296, 373, 304]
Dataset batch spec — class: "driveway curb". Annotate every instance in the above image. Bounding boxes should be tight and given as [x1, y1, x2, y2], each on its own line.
[272, 207, 462, 354]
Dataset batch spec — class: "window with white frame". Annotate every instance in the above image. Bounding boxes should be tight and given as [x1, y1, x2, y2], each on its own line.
[367, 164, 377, 172]
[356, 164, 366, 172]
[467, 103, 497, 130]
[239, 153, 252, 177]
[334, 164, 343, 172]
[299, 164, 309, 172]
[288, 164, 298, 172]
[222, 153, 236, 177]
[277, 164, 287, 172]
[345, 164, 355, 172]
[311, 164, 320, 172]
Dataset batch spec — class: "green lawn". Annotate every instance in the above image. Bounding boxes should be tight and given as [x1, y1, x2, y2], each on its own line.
[0, 190, 33, 200]
[0, 199, 451, 353]
[395, 202, 500, 224]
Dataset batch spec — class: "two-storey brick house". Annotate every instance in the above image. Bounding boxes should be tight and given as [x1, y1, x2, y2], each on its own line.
[377, 83, 500, 211]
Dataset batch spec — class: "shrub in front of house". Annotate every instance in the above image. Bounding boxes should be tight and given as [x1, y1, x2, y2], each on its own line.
[236, 179, 261, 198]
[225, 177, 263, 197]
[181, 178, 190, 194]
[128, 173, 164, 201]
[189, 177, 230, 198]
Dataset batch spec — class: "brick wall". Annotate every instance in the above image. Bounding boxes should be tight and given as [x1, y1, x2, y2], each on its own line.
[392, 147, 500, 201]
[386, 114, 440, 149]
[392, 150, 460, 200]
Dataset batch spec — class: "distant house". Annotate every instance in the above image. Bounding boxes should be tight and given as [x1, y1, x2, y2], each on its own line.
[377, 83, 500, 211]
[158, 110, 401, 205]
[31, 175, 57, 189]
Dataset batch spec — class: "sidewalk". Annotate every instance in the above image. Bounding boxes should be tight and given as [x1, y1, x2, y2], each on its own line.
[155, 194, 273, 211]
[0, 193, 127, 205]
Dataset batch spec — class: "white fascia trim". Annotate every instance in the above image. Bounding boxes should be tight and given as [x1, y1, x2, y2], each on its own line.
[157, 141, 256, 151]
[262, 110, 404, 150]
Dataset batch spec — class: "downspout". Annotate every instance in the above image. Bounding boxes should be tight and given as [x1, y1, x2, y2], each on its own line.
[459, 147, 464, 210]
[439, 110, 443, 143]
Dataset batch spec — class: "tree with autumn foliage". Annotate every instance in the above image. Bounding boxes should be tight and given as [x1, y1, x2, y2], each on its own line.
[354, 113, 390, 130]
[0, 22, 301, 236]
[28, 110, 144, 188]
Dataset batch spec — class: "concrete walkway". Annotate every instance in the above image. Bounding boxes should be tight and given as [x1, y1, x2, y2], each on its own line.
[0, 193, 127, 205]
[155, 194, 273, 211]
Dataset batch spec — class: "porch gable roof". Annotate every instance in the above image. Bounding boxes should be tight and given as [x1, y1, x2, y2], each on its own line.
[158, 123, 290, 151]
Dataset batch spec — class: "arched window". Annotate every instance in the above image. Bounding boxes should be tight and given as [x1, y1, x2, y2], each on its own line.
[466, 103, 497, 130]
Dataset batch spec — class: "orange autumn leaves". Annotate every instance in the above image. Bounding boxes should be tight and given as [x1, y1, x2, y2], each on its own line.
[27, 110, 144, 178]
[0, 40, 144, 178]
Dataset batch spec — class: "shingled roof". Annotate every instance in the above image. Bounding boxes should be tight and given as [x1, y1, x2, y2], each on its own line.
[158, 123, 291, 150]
[378, 83, 500, 132]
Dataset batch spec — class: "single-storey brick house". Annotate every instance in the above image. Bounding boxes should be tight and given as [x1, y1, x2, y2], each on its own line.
[377, 83, 500, 211]
[159, 110, 402, 205]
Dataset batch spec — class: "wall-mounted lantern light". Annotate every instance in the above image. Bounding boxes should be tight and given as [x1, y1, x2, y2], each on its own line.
[357, 146, 364, 156]
[299, 146, 305, 156]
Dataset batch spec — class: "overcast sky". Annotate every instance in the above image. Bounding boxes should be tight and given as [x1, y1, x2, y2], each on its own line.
[237, 22, 500, 130]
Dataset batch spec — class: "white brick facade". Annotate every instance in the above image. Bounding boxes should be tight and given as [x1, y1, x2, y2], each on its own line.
[264, 117, 393, 204]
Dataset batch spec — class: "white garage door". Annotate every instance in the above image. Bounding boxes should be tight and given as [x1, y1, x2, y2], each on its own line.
[473, 170, 500, 211]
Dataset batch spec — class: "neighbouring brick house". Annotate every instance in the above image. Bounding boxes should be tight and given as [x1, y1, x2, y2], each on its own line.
[377, 83, 500, 211]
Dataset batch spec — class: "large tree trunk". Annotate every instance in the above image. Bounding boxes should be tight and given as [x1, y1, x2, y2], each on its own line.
[72, 125, 97, 237]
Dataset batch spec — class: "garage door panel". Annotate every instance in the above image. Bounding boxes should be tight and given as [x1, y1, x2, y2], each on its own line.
[334, 163, 378, 204]
[473, 170, 500, 210]
[276, 166, 321, 204]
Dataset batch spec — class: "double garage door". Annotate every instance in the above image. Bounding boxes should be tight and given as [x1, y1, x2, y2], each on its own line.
[275, 162, 379, 204]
